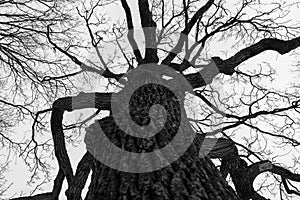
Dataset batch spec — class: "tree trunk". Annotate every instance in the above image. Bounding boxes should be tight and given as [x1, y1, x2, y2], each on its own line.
[83, 121, 238, 200]
[80, 83, 239, 200]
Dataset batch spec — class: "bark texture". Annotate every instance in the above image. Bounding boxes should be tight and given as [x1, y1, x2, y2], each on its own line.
[80, 84, 239, 200]
[83, 118, 238, 200]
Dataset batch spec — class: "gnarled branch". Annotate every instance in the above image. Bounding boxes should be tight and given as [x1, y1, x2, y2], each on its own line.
[50, 92, 111, 191]
[185, 36, 300, 89]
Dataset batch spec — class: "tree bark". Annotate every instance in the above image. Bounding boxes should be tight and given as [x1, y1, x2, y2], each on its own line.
[79, 84, 239, 200]
[82, 117, 239, 200]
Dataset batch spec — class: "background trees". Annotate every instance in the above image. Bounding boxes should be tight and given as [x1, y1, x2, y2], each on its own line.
[1, 0, 300, 199]
[0, 0, 80, 196]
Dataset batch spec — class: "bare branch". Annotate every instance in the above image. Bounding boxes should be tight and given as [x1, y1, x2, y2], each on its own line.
[120, 0, 143, 64]
[47, 25, 123, 80]
[10, 168, 65, 200]
[50, 92, 111, 186]
[138, 0, 159, 63]
[162, 0, 214, 66]
[185, 36, 300, 88]
[66, 152, 94, 199]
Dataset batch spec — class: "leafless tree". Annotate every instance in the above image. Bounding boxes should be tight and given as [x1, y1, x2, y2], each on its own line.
[0, 0, 84, 196]
[3, 0, 300, 200]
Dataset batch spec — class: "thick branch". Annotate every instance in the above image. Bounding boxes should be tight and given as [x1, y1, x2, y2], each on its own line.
[195, 135, 238, 159]
[224, 158, 300, 200]
[271, 165, 300, 182]
[138, 0, 159, 63]
[162, 0, 214, 66]
[185, 36, 300, 88]
[50, 92, 111, 187]
[246, 161, 300, 198]
[120, 0, 143, 64]
[66, 152, 94, 200]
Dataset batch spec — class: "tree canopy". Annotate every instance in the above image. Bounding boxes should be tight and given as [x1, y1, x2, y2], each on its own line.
[1, 0, 300, 200]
